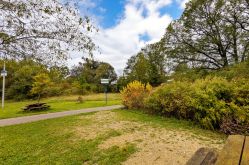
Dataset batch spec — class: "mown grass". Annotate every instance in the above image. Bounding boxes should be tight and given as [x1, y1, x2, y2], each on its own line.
[0, 109, 226, 164]
[0, 93, 121, 119]
[0, 112, 135, 165]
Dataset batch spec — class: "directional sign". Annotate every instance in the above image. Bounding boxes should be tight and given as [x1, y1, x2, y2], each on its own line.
[1, 70, 7, 77]
[101, 79, 109, 84]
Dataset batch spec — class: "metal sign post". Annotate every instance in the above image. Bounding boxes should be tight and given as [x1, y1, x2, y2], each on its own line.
[1, 62, 7, 109]
[101, 79, 109, 104]
[104, 85, 107, 104]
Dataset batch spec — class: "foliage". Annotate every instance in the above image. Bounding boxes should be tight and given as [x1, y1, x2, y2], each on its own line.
[161, 0, 249, 70]
[145, 81, 194, 117]
[0, 58, 117, 100]
[70, 58, 118, 93]
[119, 42, 167, 88]
[168, 61, 249, 82]
[144, 77, 249, 134]
[212, 61, 249, 80]
[121, 81, 152, 109]
[220, 118, 249, 135]
[190, 77, 234, 130]
[30, 73, 51, 103]
[1, 60, 47, 100]
[0, 0, 95, 64]
[77, 96, 84, 103]
[121, 0, 249, 88]
[169, 63, 209, 82]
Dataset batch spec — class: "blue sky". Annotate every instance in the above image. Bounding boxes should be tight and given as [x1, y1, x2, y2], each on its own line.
[82, 0, 183, 29]
[70, 0, 189, 74]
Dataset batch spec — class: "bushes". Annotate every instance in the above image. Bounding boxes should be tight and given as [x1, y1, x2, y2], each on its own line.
[143, 77, 249, 134]
[190, 77, 234, 130]
[145, 81, 194, 118]
[121, 81, 152, 109]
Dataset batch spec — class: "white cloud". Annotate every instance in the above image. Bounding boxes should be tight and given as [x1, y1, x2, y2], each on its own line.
[69, 0, 173, 75]
[79, 0, 96, 8]
[176, 0, 190, 9]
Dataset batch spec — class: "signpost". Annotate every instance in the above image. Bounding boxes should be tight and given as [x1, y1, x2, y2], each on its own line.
[101, 79, 109, 104]
[1, 62, 7, 109]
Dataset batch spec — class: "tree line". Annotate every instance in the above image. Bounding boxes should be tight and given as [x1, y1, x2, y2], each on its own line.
[0, 58, 117, 100]
[118, 0, 249, 87]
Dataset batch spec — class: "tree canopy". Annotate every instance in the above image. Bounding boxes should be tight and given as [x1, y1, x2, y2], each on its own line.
[120, 42, 167, 87]
[0, 0, 95, 64]
[70, 58, 117, 85]
[162, 0, 249, 69]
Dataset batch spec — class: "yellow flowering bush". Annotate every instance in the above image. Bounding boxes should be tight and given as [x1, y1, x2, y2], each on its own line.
[121, 81, 152, 109]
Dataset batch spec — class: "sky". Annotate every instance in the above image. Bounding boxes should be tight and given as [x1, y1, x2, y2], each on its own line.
[69, 0, 189, 75]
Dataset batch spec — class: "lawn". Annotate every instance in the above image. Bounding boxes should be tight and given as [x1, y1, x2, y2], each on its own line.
[0, 93, 121, 119]
[0, 109, 226, 165]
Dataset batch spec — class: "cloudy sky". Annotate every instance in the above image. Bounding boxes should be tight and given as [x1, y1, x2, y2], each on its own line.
[69, 0, 189, 75]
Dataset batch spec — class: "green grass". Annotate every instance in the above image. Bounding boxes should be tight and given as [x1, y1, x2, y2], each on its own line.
[0, 93, 121, 119]
[0, 109, 226, 164]
[0, 112, 136, 165]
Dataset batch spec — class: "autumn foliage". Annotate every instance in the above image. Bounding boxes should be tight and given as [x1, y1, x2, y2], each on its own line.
[121, 81, 152, 109]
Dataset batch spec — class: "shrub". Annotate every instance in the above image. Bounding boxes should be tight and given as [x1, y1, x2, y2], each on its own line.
[144, 77, 249, 134]
[47, 85, 63, 96]
[190, 77, 233, 130]
[220, 118, 249, 135]
[145, 81, 194, 118]
[121, 81, 152, 109]
[77, 96, 84, 103]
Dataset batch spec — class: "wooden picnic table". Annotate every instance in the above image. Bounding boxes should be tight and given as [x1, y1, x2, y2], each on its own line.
[216, 135, 249, 165]
[186, 135, 249, 165]
[23, 103, 50, 111]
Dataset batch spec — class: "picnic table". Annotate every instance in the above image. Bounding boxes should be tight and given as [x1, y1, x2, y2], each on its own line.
[186, 135, 249, 165]
[23, 103, 50, 111]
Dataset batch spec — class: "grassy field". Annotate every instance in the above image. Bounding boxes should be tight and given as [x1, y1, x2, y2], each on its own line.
[0, 93, 121, 119]
[0, 109, 226, 165]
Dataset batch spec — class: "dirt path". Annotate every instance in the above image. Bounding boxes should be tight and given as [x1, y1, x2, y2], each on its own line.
[75, 111, 225, 165]
[0, 105, 123, 127]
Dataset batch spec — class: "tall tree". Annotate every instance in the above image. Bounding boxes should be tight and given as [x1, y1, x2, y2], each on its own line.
[70, 58, 117, 87]
[162, 0, 249, 69]
[0, 0, 95, 64]
[95, 62, 117, 83]
[143, 42, 167, 85]
[3, 60, 47, 100]
[122, 44, 167, 86]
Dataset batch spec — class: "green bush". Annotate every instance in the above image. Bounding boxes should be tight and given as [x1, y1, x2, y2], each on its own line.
[212, 61, 249, 80]
[47, 86, 63, 96]
[145, 81, 194, 118]
[190, 77, 233, 130]
[144, 77, 249, 134]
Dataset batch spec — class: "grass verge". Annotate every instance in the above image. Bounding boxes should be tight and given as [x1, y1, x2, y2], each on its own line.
[0, 93, 121, 119]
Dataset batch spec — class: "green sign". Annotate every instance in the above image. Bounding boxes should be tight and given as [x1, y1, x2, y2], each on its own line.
[101, 79, 109, 84]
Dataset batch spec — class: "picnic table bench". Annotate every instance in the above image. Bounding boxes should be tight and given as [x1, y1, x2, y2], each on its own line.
[186, 135, 249, 165]
[23, 103, 50, 111]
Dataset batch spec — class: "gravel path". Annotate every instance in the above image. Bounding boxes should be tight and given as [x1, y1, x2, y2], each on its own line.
[0, 105, 124, 127]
